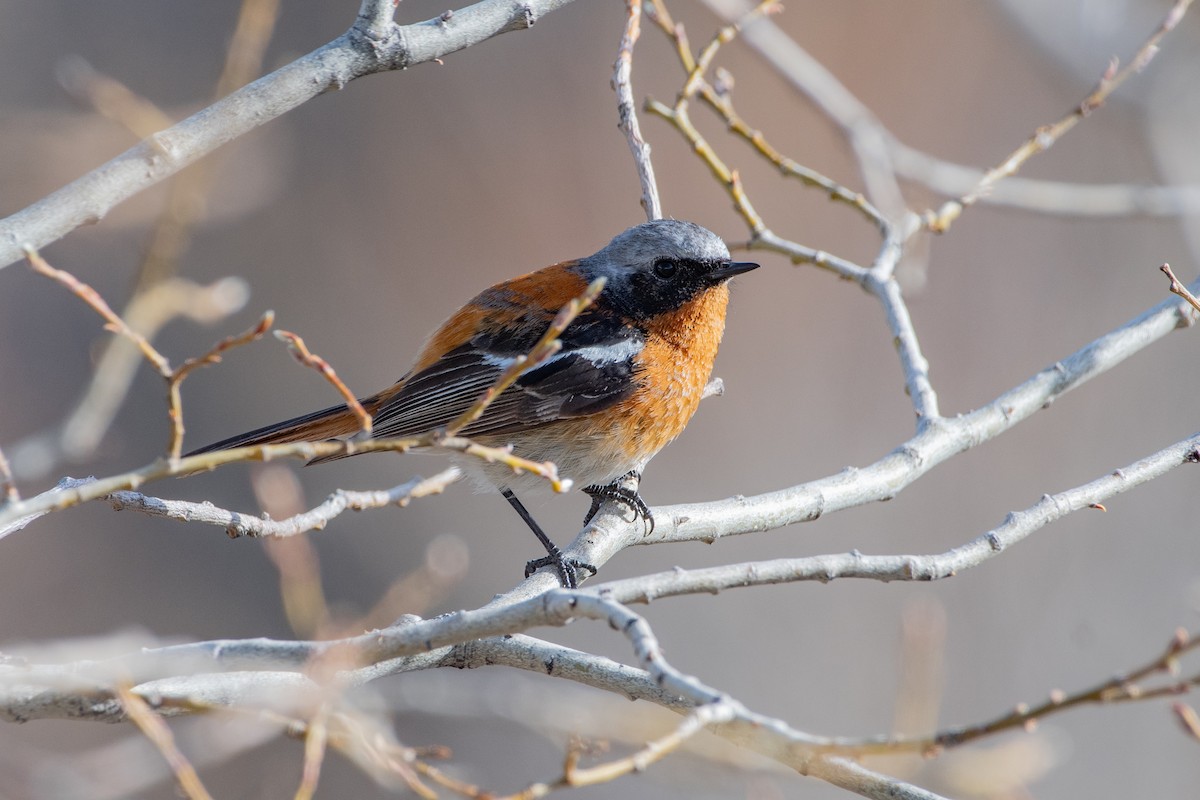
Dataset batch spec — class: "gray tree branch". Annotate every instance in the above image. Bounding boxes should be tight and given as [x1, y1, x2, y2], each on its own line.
[0, 0, 579, 270]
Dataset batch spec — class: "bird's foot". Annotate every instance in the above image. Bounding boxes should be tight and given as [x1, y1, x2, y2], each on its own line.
[525, 548, 597, 589]
[582, 471, 654, 534]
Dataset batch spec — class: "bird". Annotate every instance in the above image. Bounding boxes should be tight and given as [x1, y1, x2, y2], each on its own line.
[188, 219, 758, 587]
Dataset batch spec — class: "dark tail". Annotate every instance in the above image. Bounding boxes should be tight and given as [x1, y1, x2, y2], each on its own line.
[185, 402, 370, 460]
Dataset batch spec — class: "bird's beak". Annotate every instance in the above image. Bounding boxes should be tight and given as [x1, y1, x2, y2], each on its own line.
[711, 260, 760, 281]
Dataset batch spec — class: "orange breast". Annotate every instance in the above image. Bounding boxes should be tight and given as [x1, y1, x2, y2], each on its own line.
[618, 282, 730, 462]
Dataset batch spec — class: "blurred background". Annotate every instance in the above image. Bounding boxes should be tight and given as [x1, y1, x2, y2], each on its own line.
[2, 0, 1199, 797]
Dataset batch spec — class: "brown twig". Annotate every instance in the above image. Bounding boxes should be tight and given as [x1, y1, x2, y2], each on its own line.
[118, 684, 215, 800]
[1161, 263, 1200, 314]
[705, 74, 889, 234]
[613, 1, 662, 221]
[647, 0, 884, 233]
[291, 709, 442, 798]
[444, 276, 606, 437]
[563, 700, 737, 787]
[811, 628, 1200, 757]
[925, 0, 1194, 233]
[27, 248, 171, 376]
[25, 249, 271, 461]
[930, 628, 1200, 750]
[166, 311, 274, 458]
[1173, 703, 1200, 741]
[645, 1, 878, 271]
[8, 277, 249, 478]
[642, 2, 773, 240]
[275, 330, 374, 436]
[295, 703, 330, 800]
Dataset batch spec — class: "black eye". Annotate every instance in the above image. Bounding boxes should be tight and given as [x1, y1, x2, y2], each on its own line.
[653, 259, 679, 279]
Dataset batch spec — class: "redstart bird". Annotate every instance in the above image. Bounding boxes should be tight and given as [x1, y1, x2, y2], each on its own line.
[190, 219, 758, 586]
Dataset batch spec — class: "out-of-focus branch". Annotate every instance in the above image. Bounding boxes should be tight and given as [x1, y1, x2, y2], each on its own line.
[118, 684, 215, 800]
[18, 0, 283, 484]
[697, 0, 908, 221]
[925, 0, 1193, 233]
[0, 446, 17, 505]
[0, 0, 580, 270]
[25, 249, 271, 461]
[704, 0, 1200, 222]
[889, 139, 1200, 218]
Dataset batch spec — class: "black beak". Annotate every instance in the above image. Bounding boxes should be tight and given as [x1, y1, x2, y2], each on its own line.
[711, 260, 760, 281]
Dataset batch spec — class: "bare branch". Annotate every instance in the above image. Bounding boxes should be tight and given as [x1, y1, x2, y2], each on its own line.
[8, 277, 249, 480]
[118, 684, 215, 800]
[645, 2, 936, 424]
[631, 277, 1199, 548]
[276, 330, 374, 436]
[1162, 263, 1200, 314]
[926, 0, 1194, 233]
[26, 248, 171, 376]
[0, 0, 580, 270]
[590, 431, 1200, 597]
[613, 1, 662, 221]
[107, 468, 461, 539]
[697, 0, 908, 220]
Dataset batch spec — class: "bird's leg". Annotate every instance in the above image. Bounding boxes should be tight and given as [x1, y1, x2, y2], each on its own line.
[502, 489, 597, 588]
[582, 470, 654, 534]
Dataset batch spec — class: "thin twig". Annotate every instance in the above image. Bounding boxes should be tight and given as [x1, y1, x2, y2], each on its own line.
[26, 248, 171, 376]
[642, 2, 777, 245]
[444, 277, 605, 437]
[275, 330, 374, 435]
[8, 277, 249, 479]
[323, 712, 443, 798]
[922, 628, 1200, 753]
[118, 685, 215, 800]
[564, 700, 737, 786]
[926, 0, 1194, 233]
[166, 311, 275, 459]
[107, 468, 461, 539]
[295, 702, 330, 800]
[695, 0, 908, 221]
[1173, 703, 1200, 741]
[24, 250, 272, 462]
[704, 79, 889, 234]
[644, 2, 879, 280]
[646, 2, 936, 426]
[613, 0, 662, 221]
[1161, 263, 1200, 314]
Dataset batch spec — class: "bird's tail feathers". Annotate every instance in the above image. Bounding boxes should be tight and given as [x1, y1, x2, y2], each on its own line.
[186, 401, 374, 464]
